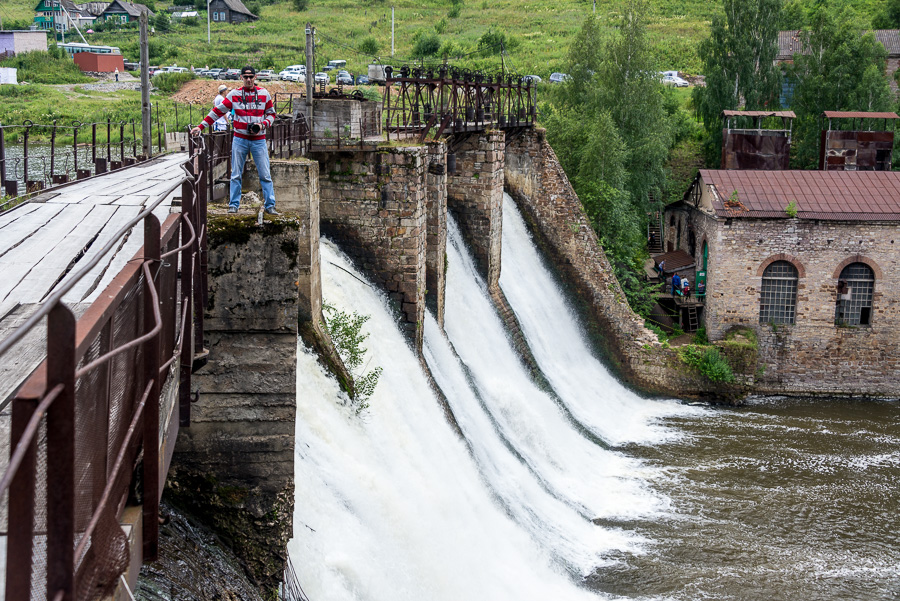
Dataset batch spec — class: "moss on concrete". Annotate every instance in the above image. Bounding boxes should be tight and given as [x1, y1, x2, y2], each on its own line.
[207, 213, 301, 249]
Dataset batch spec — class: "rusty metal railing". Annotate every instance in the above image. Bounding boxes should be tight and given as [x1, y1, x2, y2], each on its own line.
[0, 138, 210, 601]
[0, 119, 162, 210]
[382, 66, 537, 142]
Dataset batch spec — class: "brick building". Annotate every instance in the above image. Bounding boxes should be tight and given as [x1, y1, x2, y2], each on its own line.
[664, 169, 900, 395]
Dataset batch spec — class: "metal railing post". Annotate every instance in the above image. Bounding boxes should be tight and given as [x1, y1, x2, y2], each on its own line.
[6, 396, 38, 601]
[45, 303, 77, 601]
[142, 214, 161, 561]
[179, 171, 195, 427]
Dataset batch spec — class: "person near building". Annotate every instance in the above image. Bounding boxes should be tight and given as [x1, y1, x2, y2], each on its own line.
[114, 67, 119, 82]
[212, 84, 231, 131]
[672, 273, 681, 296]
[191, 66, 278, 214]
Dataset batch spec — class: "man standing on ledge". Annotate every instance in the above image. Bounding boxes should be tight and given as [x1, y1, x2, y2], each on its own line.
[191, 66, 279, 214]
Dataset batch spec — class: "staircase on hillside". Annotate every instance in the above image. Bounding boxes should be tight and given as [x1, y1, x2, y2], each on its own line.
[685, 305, 699, 333]
[648, 210, 663, 255]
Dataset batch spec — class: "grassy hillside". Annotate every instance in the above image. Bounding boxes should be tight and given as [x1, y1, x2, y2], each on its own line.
[0, 0, 726, 77]
[2, 0, 890, 76]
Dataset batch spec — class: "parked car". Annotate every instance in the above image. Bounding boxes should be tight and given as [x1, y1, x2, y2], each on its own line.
[314, 72, 329, 85]
[336, 71, 353, 85]
[355, 74, 370, 85]
[221, 69, 241, 80]
[257, 69, 275, 81]
[521, 75, 542, 84]
[207, 68, 223, 79]
[327, 59, 347, 70]
[549, 72, 571, 84]
[283, 72, 306, 83]
[661, 74, 688, 87]
[279, 65, 305, 80]
[660, 71, 689, 87]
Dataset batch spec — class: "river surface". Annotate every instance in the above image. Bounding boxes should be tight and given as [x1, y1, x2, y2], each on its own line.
[289, 194, 899, 601]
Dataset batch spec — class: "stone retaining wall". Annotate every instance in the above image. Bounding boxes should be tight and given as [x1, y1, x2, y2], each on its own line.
[504, 128, 719, 398]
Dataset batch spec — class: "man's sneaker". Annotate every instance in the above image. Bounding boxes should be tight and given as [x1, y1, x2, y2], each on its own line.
[228, 206, 238, 213]
[264, 207, 281, 215]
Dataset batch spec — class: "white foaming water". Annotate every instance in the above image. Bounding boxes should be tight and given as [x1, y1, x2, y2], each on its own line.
[499, 193, 704, 446]
[290, 239, 598, 601]
[441, 217, 666, 524]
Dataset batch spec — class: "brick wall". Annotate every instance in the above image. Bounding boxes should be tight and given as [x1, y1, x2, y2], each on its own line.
[673, 204, 900, 396]
[447, 130, 504, 291]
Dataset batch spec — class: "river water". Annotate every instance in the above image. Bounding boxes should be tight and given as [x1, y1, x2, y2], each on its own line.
[288, 194, 899, 600]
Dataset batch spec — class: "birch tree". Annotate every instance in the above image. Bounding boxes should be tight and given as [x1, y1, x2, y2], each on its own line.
[693, 0, 783, 164]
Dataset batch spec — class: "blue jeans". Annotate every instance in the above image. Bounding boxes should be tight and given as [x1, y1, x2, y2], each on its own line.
[230, 136, 276, 210]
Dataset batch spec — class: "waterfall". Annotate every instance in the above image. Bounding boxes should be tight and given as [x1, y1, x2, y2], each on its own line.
[290, 198, 699, 599]
[498, 193, 701, 446]
[291, 240, 595, 601]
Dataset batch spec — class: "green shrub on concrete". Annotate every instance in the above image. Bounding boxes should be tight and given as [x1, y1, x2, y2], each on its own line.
[321, 301, 382, 414]
[678, 344, 735, 383]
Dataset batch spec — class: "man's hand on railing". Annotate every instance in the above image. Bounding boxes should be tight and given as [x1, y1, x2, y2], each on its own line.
[190, 126, 202, 136]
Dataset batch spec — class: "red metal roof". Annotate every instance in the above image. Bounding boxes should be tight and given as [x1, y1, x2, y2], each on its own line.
[722, 110, 796, 118]
[700, 170, 900, 221]
[823, 111, 900, 120]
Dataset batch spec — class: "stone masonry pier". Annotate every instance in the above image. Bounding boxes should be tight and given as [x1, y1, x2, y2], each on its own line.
[310, 145, 430, 350]
[447, 131, 505, 291]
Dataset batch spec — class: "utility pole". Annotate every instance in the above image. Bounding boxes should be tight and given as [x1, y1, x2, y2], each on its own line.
[500, 40, 505, 77]
[593, 0, 596, 13]
[305, 22, 314, 136]
[140, 11, 152, 157]
[391, 6, 394, 57]
[207, 0, 211, 44]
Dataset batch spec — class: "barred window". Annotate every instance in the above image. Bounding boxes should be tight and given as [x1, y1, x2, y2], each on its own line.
[835, 263, 875, 326]
[759, 261, 798, 325]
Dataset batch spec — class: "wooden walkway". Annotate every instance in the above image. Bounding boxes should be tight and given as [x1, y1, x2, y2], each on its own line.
[0, 152, 188, 405]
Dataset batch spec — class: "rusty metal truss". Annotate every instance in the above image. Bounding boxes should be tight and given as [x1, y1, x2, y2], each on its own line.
[382, 66, 537, 141]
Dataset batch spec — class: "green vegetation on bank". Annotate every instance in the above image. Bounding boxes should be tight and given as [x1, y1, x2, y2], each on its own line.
[0, 45, 92, 84]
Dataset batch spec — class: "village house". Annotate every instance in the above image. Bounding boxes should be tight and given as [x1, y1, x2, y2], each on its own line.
[208, 0, 258, 25]
[33, 0, 97, 34]
[660, 111, 900, 395]
[778, 29, 900, 100]
[99, 0, 154, 24]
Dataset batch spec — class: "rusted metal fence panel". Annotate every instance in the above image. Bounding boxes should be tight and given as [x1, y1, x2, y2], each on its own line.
[0, 140, 209, 601]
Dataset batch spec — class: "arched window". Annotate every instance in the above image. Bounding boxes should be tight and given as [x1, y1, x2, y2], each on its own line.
[759, 261, 798, 325]
[835, 263, 875, 326]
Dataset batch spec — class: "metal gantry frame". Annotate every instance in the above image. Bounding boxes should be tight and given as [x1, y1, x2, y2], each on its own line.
[382, 65, 537, 141]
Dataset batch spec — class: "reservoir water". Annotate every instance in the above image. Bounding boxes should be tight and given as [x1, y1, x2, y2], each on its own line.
[289, 195, 899, 600]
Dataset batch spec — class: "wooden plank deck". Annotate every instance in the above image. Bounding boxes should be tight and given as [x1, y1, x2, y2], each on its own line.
[0, 152, 187, 404]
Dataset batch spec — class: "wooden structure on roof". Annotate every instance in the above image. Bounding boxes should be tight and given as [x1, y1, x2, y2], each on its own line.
[820, 111, 899, 172]
[721, 110, 796, 171]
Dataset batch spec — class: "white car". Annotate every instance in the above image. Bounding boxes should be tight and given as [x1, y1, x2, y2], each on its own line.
[284, 72, 306, 83]
[314, 72, 329, 85]
[279, 65, 306, 80]
[660, 71, 689, 87]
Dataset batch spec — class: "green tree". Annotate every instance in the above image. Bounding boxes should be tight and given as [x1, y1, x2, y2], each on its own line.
[293, 0, 309, 11]
[359, 36, 379, 55]
[790, 7, 893, 167]
[412, 31, 440, 57]
[153, 12, 171, 32]
[693, 0, 783, 165]
[545, 4, 674, 316]
[595, 0, 671, 212]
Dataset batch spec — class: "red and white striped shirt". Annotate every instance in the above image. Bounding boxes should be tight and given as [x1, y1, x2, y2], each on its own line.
[199, 85, 275, 141]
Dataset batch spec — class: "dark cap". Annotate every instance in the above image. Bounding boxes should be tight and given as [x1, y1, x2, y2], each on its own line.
[240, 65, 256, 76]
